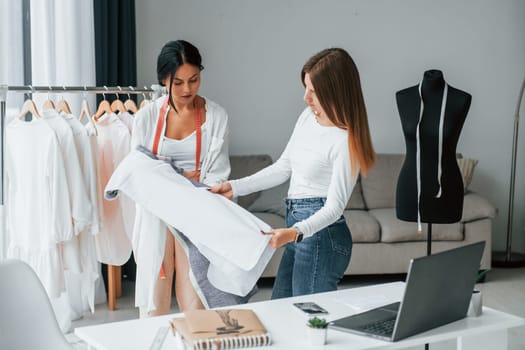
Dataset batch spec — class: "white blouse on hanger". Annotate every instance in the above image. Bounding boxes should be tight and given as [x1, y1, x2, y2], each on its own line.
[61, 112, 101, 235]
[87, 112, 133, 265]
[42, 109, 93, 236]
[60, 112, 101, 315]
[5, 118, 72, 297]
[117, 111, 134, 133]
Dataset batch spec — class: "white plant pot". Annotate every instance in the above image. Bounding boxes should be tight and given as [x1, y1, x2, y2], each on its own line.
[307, 327, 327, 346]
[467, 289, 483, 317]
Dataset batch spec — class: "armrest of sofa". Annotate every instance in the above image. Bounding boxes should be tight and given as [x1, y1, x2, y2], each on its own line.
[461, 192, 497, 222]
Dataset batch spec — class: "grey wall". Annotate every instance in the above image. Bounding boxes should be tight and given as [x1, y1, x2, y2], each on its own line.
[136, 0, 525, 254]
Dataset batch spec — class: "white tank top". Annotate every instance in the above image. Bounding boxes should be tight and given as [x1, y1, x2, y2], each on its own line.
[158, 124, 208, 171]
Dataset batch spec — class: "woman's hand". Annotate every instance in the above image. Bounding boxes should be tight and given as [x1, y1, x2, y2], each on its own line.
[209, 182, 233, 199]
[261, 228, 298, 249]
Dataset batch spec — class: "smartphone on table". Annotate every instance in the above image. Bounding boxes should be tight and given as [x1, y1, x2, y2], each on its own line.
[293, 302, 329, 316]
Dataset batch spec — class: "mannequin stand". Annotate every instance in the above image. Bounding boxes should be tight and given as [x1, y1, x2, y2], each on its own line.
[425, 223, 432, 350]
[426, 223, 432, 256]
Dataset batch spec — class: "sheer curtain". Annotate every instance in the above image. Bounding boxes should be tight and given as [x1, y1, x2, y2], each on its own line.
[0, 0, 24, 261]
[30, 0, 97, 112]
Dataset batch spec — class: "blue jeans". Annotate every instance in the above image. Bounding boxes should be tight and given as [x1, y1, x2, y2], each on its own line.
[271, 197, 353, 299]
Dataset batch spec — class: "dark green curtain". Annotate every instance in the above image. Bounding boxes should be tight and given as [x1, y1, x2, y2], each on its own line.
[93, 0, 137, 283]
[94, 0, 137, 104]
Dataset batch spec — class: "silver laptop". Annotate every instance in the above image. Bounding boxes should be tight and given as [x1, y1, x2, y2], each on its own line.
[329, 241, 485, 342]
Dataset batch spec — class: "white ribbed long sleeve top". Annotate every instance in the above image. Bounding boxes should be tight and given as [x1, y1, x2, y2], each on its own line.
[230, 107, 358, 237]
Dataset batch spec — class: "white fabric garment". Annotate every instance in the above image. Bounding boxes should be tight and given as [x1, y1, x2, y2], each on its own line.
[130, 96, 231, 312]
[5, 118, 72, 297]
[117, 111, 134, 133]
[61, 112, 101, 235]
[105, 150, 274, 296]
[59, 112, 100, 314]
[230, 107, 357, 237]
[84, 125, 108, 308]
[42, 109, 93, 235]
[88, 113, 133, 265]
[85, 124, 105, 242]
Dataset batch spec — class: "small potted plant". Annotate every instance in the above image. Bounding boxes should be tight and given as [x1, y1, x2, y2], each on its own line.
[469, 268, 490, 317]
[307, 316, 328, 345]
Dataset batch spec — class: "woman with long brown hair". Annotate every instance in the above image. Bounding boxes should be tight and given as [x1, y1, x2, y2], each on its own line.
[211, 48, 375, 298]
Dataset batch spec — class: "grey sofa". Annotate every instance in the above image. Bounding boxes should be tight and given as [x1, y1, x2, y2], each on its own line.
[229, 154, 496, 278]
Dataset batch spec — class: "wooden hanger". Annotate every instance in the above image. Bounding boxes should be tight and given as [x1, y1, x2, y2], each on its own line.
[93, 97, 113, 120]
[78, 98, 91, 122]
[124, 88, 138, 114]
[111, 98, 127, 113]
[139, 91, 152, 109]
[110, 88, 127, 113]
[124, 99, 138, 114]
[17, 99, 40, 119]
[42, 89, 55, 111]
[56, 88, 72, 114]
[139, 99, 151, 109]
[78, 97, 98, 136]
[42, 99, 55, 111]
[56, 99, 72, 114]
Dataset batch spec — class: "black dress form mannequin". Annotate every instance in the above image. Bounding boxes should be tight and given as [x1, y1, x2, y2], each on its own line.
[396, 70, 471, 227]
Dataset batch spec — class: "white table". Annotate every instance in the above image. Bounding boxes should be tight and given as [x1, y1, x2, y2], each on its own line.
[75, 282, 524, 350]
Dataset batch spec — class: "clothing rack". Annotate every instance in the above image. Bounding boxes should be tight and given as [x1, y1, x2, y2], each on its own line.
[0, 84, 165, 308]
[0, 84, 164, 206]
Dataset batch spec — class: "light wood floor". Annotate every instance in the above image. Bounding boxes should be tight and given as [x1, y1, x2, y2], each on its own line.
[68, 267, 525, 349]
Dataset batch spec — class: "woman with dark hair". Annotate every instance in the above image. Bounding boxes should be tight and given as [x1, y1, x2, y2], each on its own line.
[211, 48, 375, 298]
[131, 40, 242, 316]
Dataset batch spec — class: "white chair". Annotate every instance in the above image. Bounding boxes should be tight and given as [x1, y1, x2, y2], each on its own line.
[0, 259, 73, 350]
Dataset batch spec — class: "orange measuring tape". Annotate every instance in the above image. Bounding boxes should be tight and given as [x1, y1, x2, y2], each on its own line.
[153, 96, 202, 279]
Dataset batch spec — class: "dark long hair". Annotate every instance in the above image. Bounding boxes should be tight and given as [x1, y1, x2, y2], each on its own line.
[156, 40, 204, 110]
[301, 48, 375, 176]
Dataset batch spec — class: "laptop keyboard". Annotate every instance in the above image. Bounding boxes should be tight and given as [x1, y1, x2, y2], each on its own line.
[361, 317, 396, 336]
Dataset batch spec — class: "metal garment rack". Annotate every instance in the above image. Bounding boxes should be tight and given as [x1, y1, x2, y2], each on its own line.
[0, 84, 164, 309]
[0, 84, 164, 206]
[3, 85, 163, 95]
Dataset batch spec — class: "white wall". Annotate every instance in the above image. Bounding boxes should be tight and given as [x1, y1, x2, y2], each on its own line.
[136, 0, 525, 253]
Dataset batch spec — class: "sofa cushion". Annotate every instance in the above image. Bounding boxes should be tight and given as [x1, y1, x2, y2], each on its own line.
[369, 208, 464, 242]
[229, 154, 273, 208]
[343, 210, 380, 243]
[457, 158, 478, 192]
[346, 176, 366, 210]
[461, 192, 497, 222]
[248, 180, 289, 217]
[361, 154, 404, 209]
